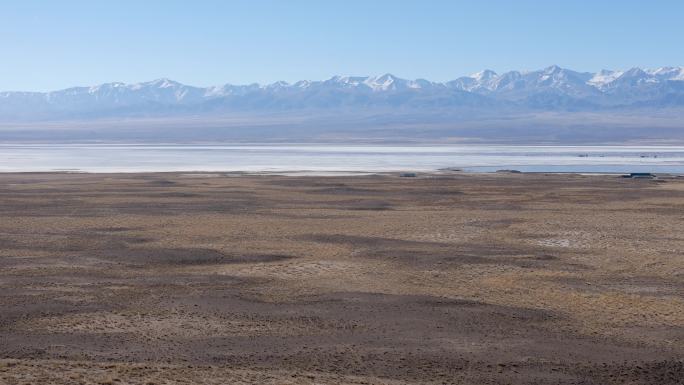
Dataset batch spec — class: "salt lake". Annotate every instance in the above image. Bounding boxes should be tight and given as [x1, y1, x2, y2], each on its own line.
[1, 144, 683, 174]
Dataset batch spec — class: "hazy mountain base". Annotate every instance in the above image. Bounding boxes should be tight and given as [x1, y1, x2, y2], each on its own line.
[0, 109, 683, 144]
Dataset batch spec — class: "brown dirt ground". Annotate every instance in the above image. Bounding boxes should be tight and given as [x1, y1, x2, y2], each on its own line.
[0, 172, 682, 385]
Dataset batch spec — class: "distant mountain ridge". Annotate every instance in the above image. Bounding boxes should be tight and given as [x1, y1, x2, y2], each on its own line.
[1, 65, 684, 120]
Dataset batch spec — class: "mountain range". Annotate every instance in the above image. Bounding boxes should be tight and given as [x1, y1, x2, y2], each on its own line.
[2, 65, 684, 121]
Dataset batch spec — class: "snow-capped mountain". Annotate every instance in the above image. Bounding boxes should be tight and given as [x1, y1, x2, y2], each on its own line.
[1, 66, 683, 120]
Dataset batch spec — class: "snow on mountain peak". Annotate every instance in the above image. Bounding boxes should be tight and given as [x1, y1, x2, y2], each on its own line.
[622, 67, 648, 78]
[360, 74, 407, 91]
[3, 65, 684, 120]
[543, 65, 562, 74]
[366, 73, 399, 90]
[588, 69, 624, 89]
[674, 67, 684, 80]
[144, 78, 182, 88]
[327, 75, 368, 88]
[265, 81, 290, 89]
[647, 66, 684, 80]
[375, 73, 398, 82]
[293, 80, 312, 88]
[471, 70, 498, 82]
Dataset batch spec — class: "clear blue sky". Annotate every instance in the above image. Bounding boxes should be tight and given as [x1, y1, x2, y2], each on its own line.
[1, 0, 683, 91]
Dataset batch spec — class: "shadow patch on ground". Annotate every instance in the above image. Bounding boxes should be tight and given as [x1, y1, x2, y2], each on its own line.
[94, 247, 294, 266]
[304, 234, 580, 269]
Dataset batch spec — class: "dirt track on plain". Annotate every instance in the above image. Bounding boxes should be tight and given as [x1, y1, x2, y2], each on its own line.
[0, 172, 682, 384]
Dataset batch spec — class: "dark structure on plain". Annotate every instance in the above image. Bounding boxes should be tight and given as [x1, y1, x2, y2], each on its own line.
[623, 173, 656, 179]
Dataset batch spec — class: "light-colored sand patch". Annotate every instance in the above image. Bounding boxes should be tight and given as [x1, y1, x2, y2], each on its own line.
[0, 359, 411, 385]
[532, 231, 593, 249]
[20, 311, 356, 338]
[535, 238, 572, 248]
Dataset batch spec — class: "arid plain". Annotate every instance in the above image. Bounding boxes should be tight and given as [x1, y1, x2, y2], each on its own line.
[0, 172, 682, 385]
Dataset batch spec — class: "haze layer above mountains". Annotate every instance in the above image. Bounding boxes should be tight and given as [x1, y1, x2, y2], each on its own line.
[1, 66, 683, 144]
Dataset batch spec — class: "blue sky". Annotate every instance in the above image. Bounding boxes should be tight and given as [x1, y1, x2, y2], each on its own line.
[1, 0, 683, 91]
